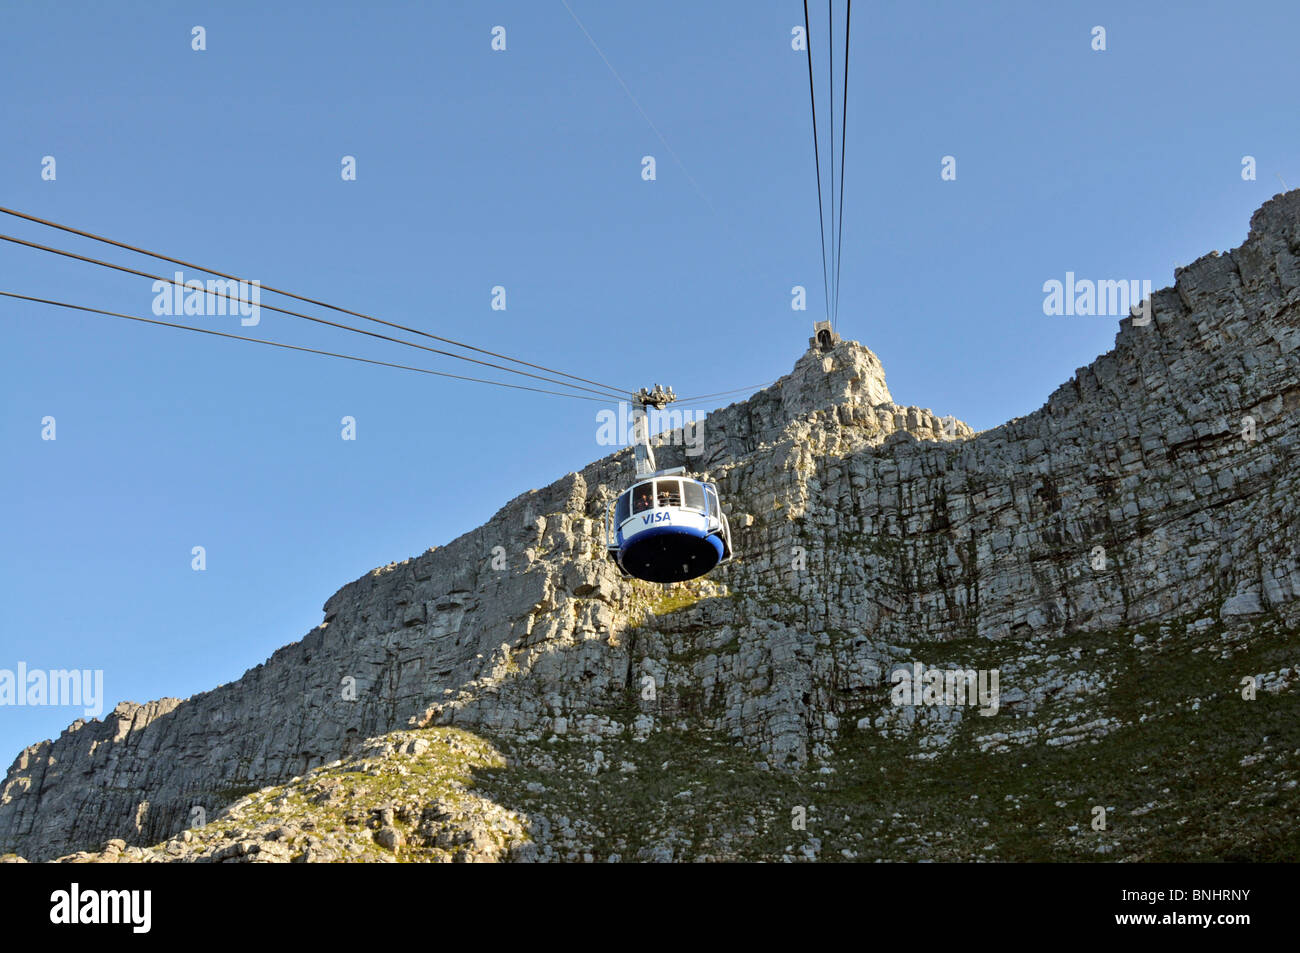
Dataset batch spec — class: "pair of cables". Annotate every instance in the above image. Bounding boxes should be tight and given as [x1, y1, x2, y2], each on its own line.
[802, 0, 853, 328]
[0, 205, 634, 404]
[0, 207, 773, 407]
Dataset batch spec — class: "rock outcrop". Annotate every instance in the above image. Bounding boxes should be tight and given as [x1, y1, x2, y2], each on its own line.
[4, 192, 1300, 863]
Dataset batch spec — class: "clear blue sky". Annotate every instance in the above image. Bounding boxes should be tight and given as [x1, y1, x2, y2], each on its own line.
[2, 0, 1297, 761]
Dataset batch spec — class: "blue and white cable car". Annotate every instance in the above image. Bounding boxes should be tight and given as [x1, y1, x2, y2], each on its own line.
[605, 386, 734, 584]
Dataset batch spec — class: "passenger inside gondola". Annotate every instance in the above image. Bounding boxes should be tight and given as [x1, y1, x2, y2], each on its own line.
[632, 483, 654, 513]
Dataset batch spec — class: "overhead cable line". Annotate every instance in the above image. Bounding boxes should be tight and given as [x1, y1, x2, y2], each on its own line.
[829, 1, 836, 329]
[833, 0, 852, 325]
[802, 0, 831, 323]
[0, 291, 616, 403]
[675, 381, 776, 404]
[0, 231, 627, 402]
[0, 205, 631, 397]
[559, 0, 713, 211]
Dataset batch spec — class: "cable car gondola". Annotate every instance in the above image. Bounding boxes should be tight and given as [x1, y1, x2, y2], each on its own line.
[605, 386, 733, 584]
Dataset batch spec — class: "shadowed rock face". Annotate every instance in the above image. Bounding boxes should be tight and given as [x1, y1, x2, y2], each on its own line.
[4, 193, 1300, 863]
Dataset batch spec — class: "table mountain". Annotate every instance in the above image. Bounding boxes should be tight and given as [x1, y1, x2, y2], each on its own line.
[4, 192, 1299, 862]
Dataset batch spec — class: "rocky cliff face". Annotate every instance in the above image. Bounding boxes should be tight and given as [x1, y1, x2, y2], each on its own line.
[4, 193, 1300, 863]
